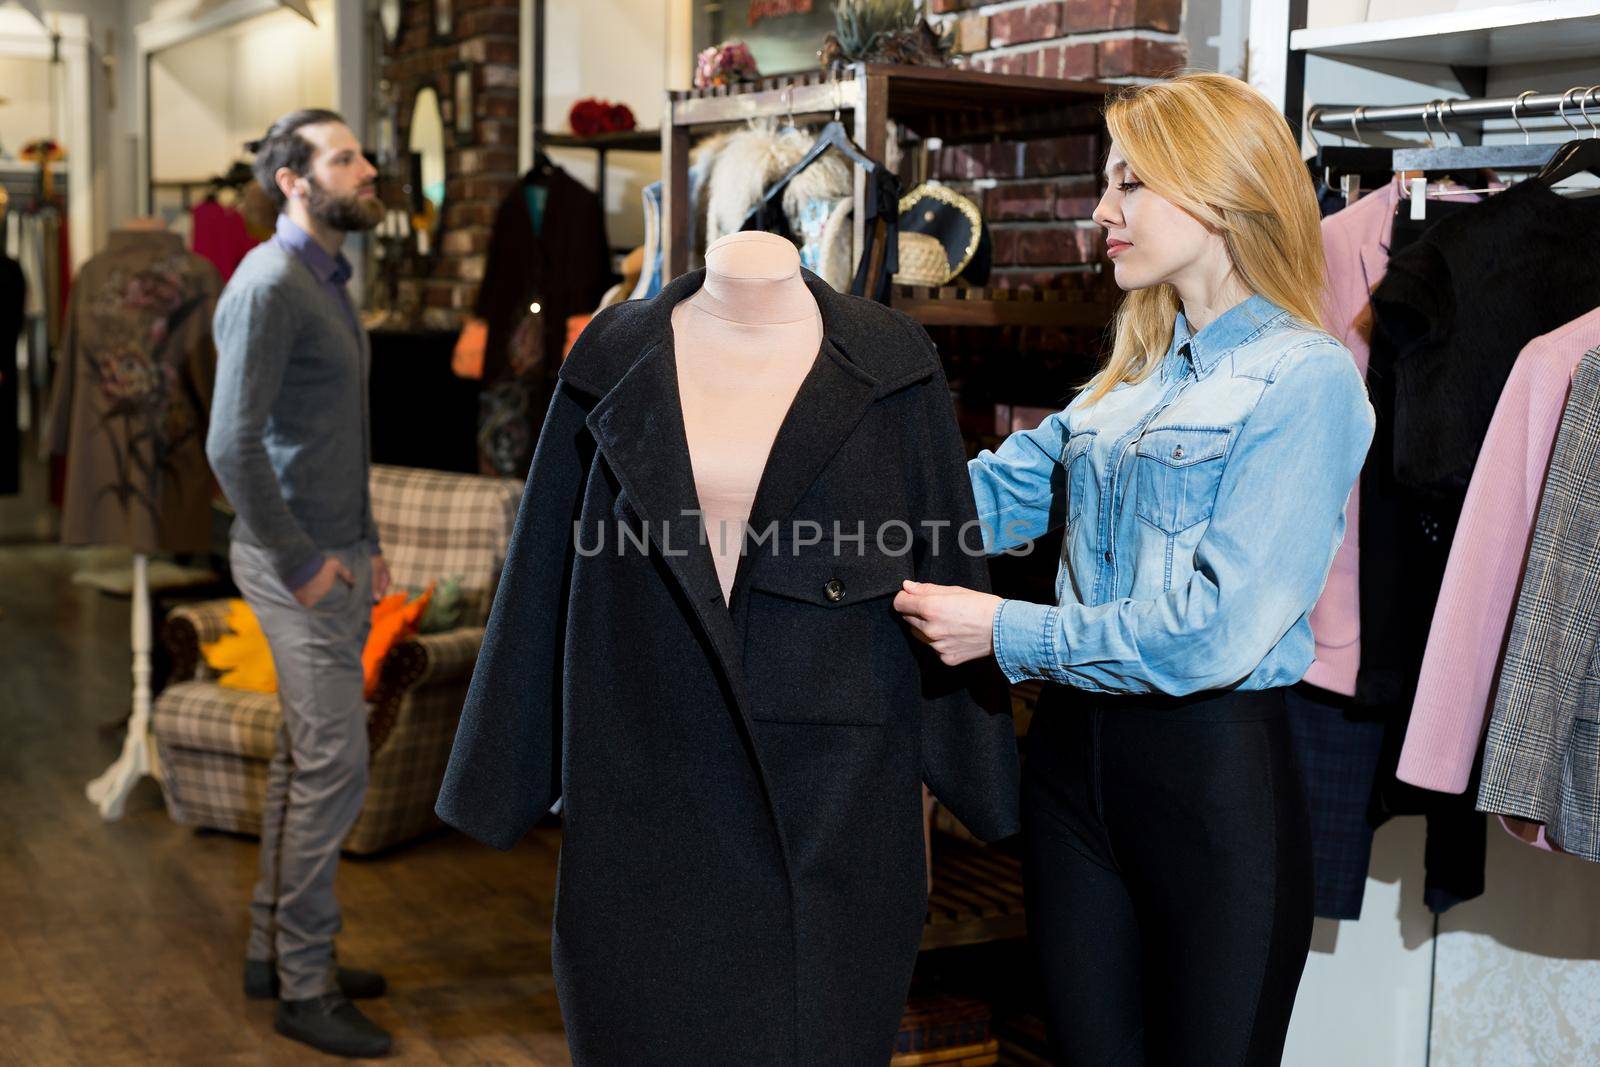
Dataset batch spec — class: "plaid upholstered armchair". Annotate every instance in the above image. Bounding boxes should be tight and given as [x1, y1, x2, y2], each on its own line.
[150, 464, 521, 854]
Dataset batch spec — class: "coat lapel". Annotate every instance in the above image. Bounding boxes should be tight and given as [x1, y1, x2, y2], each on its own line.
[579, 269, 904, 668]
[730, 339, 878, 600]
[583, 334, 740, 668]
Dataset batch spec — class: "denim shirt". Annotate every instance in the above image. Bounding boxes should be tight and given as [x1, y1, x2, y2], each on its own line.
[970, 294, 1375, 696]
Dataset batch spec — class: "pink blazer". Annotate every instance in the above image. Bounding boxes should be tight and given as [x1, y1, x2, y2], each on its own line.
[1304, 182, 1398, 696]
[1398, 307, 1600, 792]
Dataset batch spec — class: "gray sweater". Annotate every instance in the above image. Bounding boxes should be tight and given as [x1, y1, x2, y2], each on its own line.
[206, 241, 377, 589]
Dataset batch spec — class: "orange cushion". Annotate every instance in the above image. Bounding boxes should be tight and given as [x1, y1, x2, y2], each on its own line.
[361, 584, 433, 699]
[452, 318, 487, 379]
[202, 599, 278, 693]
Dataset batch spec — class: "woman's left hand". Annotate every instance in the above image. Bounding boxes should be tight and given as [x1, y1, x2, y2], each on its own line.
[893, 580, 1003, 667]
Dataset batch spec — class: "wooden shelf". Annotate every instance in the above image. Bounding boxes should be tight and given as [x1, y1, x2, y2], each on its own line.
[1291, 1, 1600, 65]
[670, 64, 1111, 129]
[893, 286, 1116, 329]
[665, 62, 1111, 286]
[538, 128, 661, 152]
[921, 833, 1026, 952]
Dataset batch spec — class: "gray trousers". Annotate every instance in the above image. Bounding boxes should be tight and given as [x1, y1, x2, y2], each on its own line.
[231, 539, 372, 1001]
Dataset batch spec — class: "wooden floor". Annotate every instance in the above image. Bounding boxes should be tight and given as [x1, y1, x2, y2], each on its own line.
[0, 544, 574, 1066]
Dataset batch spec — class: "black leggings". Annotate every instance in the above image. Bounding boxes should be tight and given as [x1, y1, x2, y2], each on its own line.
[1021, 684, 1313, 1066]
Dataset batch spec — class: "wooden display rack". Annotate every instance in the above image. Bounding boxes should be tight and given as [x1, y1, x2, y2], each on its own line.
[661, 62, 1118, 328]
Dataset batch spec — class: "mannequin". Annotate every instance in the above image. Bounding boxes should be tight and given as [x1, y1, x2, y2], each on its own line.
[673, 231, 822, 603]
[71, 215, 218, 818]
[675, 232, 940, 884]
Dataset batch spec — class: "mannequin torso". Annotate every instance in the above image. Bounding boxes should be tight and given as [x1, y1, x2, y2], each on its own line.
[673, 232, 822, 604]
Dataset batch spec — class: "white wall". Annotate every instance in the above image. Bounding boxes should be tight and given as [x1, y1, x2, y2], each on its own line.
[0, 55, 56, 155]
[1285, 817, 1600, 1066]
[21, 0, 357, 254]
[533, 0, 676, 251]
[1286, 819, 1437, 1066]
[148, 0, 335, 183]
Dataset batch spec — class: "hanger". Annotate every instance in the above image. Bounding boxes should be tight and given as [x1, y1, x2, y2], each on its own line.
[740, 76, 900, 300]
[1307, 106, 1393, 204]
[1395, 97, 1533, 215]
[744, 79, 885, 233]
[1536, 85, 1600, 187]
[525, 144, 558, 184]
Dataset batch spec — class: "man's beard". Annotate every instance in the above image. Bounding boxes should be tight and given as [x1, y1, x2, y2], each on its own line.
[305, 175, 385, 232]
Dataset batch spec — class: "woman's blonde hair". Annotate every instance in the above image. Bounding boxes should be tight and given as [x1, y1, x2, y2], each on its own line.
[1082, 71, 1327, 404]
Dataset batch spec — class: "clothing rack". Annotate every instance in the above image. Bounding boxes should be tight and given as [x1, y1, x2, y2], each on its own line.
[0, 161, 67, 210]
[662, 63, 1121, 328]
[150, 165, 252, 214]
[1309, 89, 1600, 134]
[1310, 88, 1600, 193]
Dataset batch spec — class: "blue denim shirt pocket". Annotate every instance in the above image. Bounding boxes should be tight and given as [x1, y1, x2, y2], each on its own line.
[1133, 425, 1232, 535]
[1133, 425, 1232, 594]
[1063, 429, 1098, 535]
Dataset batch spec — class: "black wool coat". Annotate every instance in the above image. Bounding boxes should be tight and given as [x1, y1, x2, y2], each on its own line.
[437, 268, 1021, 1066]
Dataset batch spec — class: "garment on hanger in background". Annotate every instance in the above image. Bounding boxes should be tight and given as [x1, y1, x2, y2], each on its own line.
[632, 180, 663, 301]
[1400, 307, 1600, 801]
[474, 164, 611, 476]
[191, 198, 259, 281]
[1305, 179, 1400, 698]
[41, 230, 222, 553]
[1476, 347, 1600, 862]
[0, 250, 24, 495]
[633, 160, 712, 303]
[1359, 180, 1600, 910]
[50, 205, 69, 344]
[743, 154, 900, 303]
[1358, 195, 1485, 914]
[1285, 181, 1398, 920]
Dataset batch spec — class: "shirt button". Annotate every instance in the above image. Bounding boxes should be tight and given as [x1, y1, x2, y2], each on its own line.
[824, 578, 845, 602]
[1173, 446, 1185, 459]
[1103, 550, 1113, 564]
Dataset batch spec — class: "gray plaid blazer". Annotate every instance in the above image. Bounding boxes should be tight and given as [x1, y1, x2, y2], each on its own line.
[1477, 347, 1600, 860]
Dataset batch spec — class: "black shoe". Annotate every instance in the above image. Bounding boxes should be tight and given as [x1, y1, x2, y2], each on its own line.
[245, 960, 387, 1000]
[274, 992, 392, 1058]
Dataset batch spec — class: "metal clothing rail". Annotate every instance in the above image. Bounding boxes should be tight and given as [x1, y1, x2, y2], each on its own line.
[1309, 88, 1600, 132]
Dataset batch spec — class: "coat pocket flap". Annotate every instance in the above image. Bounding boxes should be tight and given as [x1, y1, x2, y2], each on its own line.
[747, 546, 914, 607]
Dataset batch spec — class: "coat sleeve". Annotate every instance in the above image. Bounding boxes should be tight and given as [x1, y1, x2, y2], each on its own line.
[435, 379, 593, 849]
[899, 317, 1021, 843]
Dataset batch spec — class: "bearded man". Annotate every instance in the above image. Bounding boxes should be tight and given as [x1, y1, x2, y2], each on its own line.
[206, 108, 393, 1059]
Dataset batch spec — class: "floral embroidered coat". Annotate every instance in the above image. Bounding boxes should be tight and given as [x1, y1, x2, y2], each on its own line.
[44, 230, 222, 553]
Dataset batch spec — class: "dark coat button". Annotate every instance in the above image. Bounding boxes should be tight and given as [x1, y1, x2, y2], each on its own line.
[824, 578, 845, 602]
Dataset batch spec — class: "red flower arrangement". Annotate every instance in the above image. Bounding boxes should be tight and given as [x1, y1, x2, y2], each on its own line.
[568, 98, 638, 137]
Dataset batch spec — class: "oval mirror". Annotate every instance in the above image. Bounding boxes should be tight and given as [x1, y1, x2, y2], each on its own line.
[407, 85, 446, 256]
[378, 0, 401, 45]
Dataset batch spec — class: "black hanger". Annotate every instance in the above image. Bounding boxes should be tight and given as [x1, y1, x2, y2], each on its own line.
[742, 120, 882, 234]
[524, 146, 558, 184]
[1535, 137, 1600, 186]
[1312, 144, 1394, 183]
[738, 117, 900, 302]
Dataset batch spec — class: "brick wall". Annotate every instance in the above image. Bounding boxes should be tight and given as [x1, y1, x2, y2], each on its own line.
[380, 0, 521, 329]
[927, 0, 1188, 290]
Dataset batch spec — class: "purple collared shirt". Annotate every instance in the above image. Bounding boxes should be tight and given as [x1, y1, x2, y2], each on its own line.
[272, 213, 362, 342]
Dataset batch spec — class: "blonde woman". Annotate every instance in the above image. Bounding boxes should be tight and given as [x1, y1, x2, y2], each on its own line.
[895, 73, 1374, 1064]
